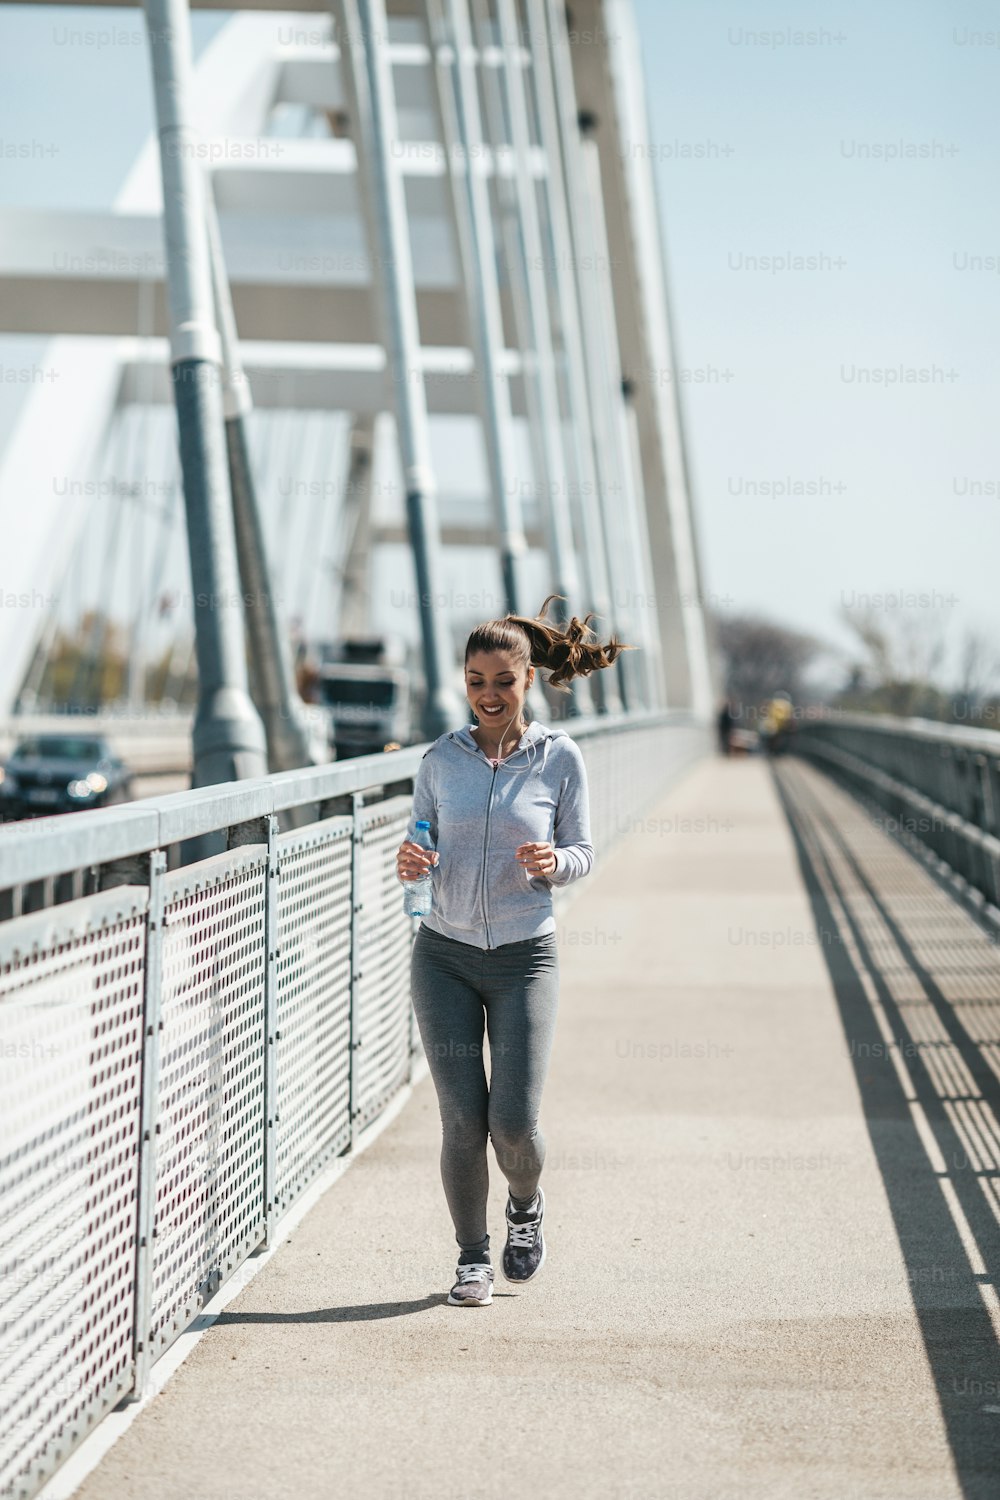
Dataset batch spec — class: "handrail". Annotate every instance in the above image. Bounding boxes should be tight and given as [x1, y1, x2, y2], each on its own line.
[794, 708, 1000, 755]
[0, 710, 689, 891]
[792, 713, 1000, 916]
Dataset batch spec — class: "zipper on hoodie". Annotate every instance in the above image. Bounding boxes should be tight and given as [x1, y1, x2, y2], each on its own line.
[479, 761, 498, 948]
[453, 725, 547, 949]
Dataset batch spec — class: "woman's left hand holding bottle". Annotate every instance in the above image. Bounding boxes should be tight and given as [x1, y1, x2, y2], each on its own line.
[396, 841, 440, 881]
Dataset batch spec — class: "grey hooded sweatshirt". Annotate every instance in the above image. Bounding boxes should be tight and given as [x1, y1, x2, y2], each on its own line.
[402, 720, 594, 950]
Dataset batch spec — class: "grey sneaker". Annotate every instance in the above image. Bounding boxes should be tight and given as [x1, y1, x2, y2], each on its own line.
[501, 1187, 546, 1283]
[447, 1262, 494, 1307]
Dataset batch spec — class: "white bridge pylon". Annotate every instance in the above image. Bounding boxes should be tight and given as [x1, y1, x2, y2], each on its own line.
[0, 0, 714, 725]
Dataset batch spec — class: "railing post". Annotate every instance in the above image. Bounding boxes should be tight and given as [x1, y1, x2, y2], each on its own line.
[978, 754, 997, 836]
[407, 921, 418, 1083]
[261, 814, 280, 1246]
[124, 848, 166, 1404]
[979, 754, 1000, 908]
[225, 815, 277, 1248]
[348, 790, 365, 1147]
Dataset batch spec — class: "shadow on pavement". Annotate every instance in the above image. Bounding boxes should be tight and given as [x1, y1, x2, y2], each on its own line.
[213, 1295, 450, 1325]
[773, 758, 1000, 1500]
[212, 1289, 521, 1328]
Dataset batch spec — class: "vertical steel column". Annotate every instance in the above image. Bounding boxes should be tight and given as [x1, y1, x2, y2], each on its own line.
[542, 2, 644, 707]
[580, 134, 662, 708]
[526, 2, 625, 710]
[260, 814, 280, 1246]
[205, 191, 318, 773]
[424, 0, 529, 620]
[124, 848, 166, 1404]
[332, 0, 463, 739]
[466, 0, 593, 714]
[127, 282, 156, 712]
[336, 414, 378, 638]
[622, 389, 666, 706]
[424, 0, 568, 719]
[601, 0, 715, 717]
[142, 0, 268, 784]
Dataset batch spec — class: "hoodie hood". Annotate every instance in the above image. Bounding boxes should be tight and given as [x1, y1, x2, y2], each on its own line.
[447, 719, 567, 775]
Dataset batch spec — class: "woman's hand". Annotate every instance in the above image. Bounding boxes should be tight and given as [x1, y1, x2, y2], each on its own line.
[516, 841, 558, 877]
[396, 840, 440, 882]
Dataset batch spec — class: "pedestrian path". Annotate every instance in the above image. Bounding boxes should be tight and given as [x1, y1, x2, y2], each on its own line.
[61, 756, 1000, 1500]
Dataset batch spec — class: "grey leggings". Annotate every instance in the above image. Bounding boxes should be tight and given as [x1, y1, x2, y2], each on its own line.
[410, 923, 560, 1259]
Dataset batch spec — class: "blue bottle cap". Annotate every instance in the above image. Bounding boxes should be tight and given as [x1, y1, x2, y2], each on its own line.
[416, 820, 431, 829]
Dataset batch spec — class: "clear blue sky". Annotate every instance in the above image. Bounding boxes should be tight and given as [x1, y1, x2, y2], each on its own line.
[636, 0, 1000, 678]
[0, 2, 996, 681]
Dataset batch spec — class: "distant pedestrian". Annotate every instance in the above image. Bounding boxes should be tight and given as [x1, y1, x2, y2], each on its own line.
[761, 691, 794, 755]
[396, 597, 629, 1307]
[717, 698, 736, 756]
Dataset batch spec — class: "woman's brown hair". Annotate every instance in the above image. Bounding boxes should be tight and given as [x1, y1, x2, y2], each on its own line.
[464, 595, 631, 691]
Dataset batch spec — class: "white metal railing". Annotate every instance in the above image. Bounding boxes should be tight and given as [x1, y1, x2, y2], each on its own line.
[0, 711, 707, 1500]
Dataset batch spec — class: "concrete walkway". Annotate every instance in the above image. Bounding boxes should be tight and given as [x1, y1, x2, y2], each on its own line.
[64, 756, 999, 1500]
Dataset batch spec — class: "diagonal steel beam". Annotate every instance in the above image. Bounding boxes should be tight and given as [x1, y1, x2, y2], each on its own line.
[205, 186, 320, 772]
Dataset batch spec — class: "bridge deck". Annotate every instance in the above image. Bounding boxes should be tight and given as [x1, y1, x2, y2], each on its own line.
[61, 756, 1000, 1500]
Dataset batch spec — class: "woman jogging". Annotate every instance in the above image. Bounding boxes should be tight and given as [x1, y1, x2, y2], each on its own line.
[396, 597, 626, 1307]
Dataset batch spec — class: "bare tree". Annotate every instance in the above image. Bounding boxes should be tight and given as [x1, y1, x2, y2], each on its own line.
[837, 605, 950, 718]
[955, 627, 1000, 709]
[714, 612, 824, 719]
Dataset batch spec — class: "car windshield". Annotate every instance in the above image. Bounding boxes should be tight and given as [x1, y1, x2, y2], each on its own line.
[14, 737, 107, 761]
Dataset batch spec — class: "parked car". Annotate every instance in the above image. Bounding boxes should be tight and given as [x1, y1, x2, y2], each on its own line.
[0, 734, 133, 820]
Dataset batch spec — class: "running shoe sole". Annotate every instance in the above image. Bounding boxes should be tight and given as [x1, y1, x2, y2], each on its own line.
[447, 1285, 494, 1307]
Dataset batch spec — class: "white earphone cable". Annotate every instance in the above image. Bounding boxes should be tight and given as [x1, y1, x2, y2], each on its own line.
[475, 704, 538, 777]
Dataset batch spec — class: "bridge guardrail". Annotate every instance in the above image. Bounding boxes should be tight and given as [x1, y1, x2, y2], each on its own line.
[0, 710, 707, 1500]
[792, 712, 1000, 917]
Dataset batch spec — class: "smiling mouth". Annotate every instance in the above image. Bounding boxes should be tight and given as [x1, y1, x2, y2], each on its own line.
[479, 704, 508, 716]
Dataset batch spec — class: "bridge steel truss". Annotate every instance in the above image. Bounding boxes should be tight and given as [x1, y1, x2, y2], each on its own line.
[0, 5, 721, 1491]
[0, 710, 708, 1500]
[0, 0, 716, 741]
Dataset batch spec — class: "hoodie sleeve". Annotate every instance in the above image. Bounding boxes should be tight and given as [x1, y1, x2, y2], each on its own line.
[549, 740, 595, 886]
[399, 748, 439, 883]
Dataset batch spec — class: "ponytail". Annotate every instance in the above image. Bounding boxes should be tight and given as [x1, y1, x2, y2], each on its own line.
[465, 595, 632, 691]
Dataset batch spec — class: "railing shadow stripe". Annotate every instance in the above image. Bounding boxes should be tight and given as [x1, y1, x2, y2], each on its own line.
[773, 758, 1000, 1498]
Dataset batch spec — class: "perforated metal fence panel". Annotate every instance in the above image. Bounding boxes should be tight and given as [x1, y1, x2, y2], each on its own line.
[0, 889, 148, 1500]
[0, 715, 709, 1500]
[354, 797, 415, 1130]
[274, 816, 354, 1214]
[578, 730, 615, 853]
[578, 721, 707, 855]
[148, 848, 268, 1362]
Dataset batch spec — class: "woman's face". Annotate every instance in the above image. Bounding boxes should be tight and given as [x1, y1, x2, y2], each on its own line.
[465, 649, 534, 729]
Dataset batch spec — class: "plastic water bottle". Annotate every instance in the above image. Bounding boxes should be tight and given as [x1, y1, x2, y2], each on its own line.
[403, 820, 435, 917]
